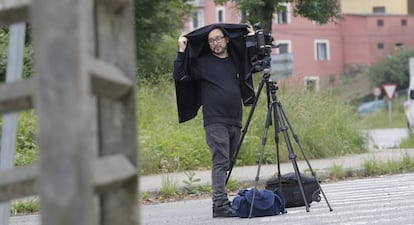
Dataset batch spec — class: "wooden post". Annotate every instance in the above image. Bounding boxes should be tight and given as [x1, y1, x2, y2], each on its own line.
[0, 0, 138, 224]
[94, 1, 139, 224]
[31, 0, 95, 224]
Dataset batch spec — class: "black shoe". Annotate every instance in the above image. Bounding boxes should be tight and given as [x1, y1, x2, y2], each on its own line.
[213, 203, 237, 218]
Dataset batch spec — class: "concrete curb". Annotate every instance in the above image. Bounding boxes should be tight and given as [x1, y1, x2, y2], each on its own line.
[139, 148, 414, 194]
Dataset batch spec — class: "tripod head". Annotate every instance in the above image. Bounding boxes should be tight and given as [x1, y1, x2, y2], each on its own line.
[267, 78, 279, 94]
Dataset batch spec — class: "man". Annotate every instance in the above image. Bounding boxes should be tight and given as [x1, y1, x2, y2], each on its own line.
[173, 23, 256, 217]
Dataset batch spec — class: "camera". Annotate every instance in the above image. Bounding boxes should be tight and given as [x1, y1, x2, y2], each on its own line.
[248, 23, 275, 72]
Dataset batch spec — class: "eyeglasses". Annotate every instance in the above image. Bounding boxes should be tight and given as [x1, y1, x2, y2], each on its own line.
[208, 36, 225, 44]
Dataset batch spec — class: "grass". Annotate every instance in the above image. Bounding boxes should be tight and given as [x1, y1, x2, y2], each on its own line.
[324, 153, 414, 182]
[160, 175, 179, 198]
[10, 198, 39, 216]
[357, 97, 408, 129]
[137, 77, 368, 175]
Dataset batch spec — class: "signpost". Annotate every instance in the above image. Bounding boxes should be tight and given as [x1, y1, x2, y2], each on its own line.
[382, 83, 397, 124]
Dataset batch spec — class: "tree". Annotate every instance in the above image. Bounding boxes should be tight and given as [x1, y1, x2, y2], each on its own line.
[214, 0, 340, 33]
[135, 0, 192, 79]
[367, 48, 414, 91]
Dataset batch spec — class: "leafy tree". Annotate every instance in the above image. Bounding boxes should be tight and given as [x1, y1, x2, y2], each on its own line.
[214, 0, 340, 33]
[367, 48, 414, 91]
[135, 0, 192, 79]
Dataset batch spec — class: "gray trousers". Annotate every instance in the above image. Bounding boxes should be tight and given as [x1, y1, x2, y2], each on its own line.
[205, 123, 241, 206]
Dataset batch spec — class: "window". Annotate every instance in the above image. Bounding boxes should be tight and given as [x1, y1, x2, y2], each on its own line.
[275, 3, 291, 24]
[216, 7, 224, 23]
[395, 43, 404, 50]
[278, 44, 289, 54]
[377, 42, 384, 49]
[314, 40, 329, 61]
[191, 0, 204, 7]
[401, 19, 407, 26]
[373, 6, 385, 14]
[191, 10, 204, 29]
[304, 77, 320, 91]
[275, 40, 292, 54]
[277, 10, 288, 24]
[377, 19, 384, 27]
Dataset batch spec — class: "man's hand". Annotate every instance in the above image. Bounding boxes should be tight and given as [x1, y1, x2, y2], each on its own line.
[246, 23, 255, 36]
[178, 35, 188, 52]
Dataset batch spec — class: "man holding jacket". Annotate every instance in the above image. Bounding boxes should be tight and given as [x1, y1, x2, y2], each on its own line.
[173, 23, 257, 218]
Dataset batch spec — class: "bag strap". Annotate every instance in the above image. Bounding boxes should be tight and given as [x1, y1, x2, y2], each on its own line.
[273, 189, 286, 213]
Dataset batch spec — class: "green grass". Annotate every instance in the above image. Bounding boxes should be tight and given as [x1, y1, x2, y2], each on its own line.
[3, 78, 410, 177]
[138, 78, 368, 174]
[400, 135, 414, 148]
[10, 198, 39, 216]
[324, 154, 414, 182]
[357, 97, 407, 129]
[160, 175, 179, 198]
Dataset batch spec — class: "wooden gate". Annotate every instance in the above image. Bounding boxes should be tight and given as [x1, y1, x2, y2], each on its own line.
[0, 0, 139, 224]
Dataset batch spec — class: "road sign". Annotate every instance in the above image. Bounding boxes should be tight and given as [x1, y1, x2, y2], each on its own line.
[372, 87, 381, 97]
[382, 83, 397, 100]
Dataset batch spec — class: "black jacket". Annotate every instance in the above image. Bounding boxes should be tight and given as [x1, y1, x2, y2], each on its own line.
[173, 23, 256, 123]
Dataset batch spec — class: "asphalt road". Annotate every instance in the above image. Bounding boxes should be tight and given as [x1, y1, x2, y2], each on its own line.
[9, 173, 414, 225]
[8, 128, 414, 224]
[140, 173, 414, 225]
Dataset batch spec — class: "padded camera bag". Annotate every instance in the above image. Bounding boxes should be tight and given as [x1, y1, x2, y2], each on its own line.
[265, 172, 321, 208]
[232, 188, 286, 218]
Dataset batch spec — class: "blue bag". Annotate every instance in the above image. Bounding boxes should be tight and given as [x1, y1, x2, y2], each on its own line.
[232, 188, 286, 218]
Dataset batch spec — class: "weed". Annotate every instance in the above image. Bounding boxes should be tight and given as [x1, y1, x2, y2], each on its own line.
[226, 179, 240, 192]
[10, 198, 39, 215]
[160, 175, 178, 198]
[329, 163, 345, 180]
[182, 171, 201, 194]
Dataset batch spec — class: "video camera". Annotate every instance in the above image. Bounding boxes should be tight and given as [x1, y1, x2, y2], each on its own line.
[248, 23, 275, 72]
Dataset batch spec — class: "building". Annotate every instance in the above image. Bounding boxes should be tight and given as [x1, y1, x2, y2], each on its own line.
[341, 0, 414, 15]
[183, 0, 414, 89]
[341, 0, 414, 66]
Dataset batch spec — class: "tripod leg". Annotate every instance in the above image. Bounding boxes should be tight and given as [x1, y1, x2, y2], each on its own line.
[248, 98, 274, 218]
[226, 76, 267, 184]
[279, 102, 333, 211]
[274, 100, 310, 212]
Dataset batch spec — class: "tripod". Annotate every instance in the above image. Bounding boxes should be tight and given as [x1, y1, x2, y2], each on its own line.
[226, 68, 333, 215]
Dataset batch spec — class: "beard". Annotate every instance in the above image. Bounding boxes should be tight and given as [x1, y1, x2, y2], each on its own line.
[211, 45, 227, 57]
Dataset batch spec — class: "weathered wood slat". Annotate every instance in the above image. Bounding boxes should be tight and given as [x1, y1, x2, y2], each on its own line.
[0, 0, 31, 26]
[93, 154, 137, 193]
[89, 58, 133, 100]
[0, 155, 137, 202]
[0, 164, 37, 202]
[95, 0, 139, 224]
[31, 0, 96, 223]
[0, 79, 34, 114]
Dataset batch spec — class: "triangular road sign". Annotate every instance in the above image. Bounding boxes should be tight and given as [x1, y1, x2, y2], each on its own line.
[382, 83, 397, 100]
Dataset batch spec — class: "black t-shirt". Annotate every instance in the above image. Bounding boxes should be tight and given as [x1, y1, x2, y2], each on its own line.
[190, 53, 242, 127]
